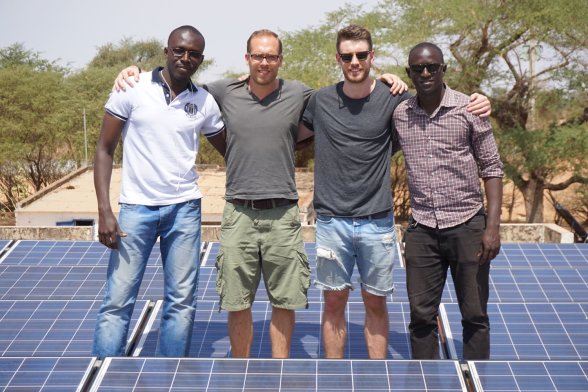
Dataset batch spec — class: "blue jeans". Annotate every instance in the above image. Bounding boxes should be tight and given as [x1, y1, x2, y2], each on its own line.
[92, 199, 202, 357]
[314, 212, 397, 296]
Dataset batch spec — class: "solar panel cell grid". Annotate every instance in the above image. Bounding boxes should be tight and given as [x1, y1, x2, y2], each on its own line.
[469, 360, 588, 392]
[0, 265, 167, 301]
[1, 240, 163, 266]
[0, 300, 149, 357]
[0, 357, 95, 392]
[91, 358, 467, 392]
[443, 302, 588, 360]
[491, 243, 588, 269]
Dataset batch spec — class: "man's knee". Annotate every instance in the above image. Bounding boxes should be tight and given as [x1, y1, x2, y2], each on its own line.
[323, 290, 349, 314]
[362, 290, 387, 315]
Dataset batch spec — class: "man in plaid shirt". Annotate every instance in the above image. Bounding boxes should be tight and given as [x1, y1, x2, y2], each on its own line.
[393, 42, 504, 360]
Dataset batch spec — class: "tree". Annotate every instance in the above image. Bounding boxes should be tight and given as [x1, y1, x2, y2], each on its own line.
[363, 0, 588, 222]
[0, 45, 74, 208]
[88, 38, 165, 71]
[0, 43, 66, 73]
[0, 66, 70, 193]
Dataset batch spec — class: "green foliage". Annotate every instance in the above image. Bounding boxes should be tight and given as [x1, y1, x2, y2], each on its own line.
[369, 0, 588, 118]
[88, 37, 165, 71]
[498, 124, 588, 183]
[0, 43, 67, 73]
[0, 66, 71, 190]
[0, 44, 77, 207]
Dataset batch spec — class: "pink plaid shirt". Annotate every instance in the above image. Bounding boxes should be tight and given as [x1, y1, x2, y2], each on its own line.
[393, 86, 503, 229]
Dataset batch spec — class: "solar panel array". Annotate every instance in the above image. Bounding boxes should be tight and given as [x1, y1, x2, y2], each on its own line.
[91, 358, 467, 391]
[0, 239, 587, 391]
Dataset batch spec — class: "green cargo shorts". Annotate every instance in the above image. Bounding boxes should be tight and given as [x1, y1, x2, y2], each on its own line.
[215, 201, 310, 311]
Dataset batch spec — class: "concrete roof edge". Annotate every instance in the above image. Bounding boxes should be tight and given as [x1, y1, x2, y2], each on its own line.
[16, 165, 92, 210]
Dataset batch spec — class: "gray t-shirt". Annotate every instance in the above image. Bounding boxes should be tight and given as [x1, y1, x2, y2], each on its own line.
[205, 78, 313, 200]
[302, 80, 411, 217]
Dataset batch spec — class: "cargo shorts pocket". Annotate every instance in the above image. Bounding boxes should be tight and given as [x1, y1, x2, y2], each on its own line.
[297, 249, 311, 293]
[215, 250, 225, 307]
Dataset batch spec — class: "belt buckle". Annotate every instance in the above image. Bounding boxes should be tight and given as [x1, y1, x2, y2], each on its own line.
[249, 199, 268, 210]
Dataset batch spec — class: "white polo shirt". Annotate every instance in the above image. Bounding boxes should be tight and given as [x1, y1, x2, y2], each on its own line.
[105, 68, 224, 206]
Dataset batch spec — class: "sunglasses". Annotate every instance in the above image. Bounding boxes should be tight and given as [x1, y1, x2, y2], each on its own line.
[248, 53, 281, 64]
[169, 47, 203, 60]
[338, 51, 371, 63]
[408, 63, 445, 74]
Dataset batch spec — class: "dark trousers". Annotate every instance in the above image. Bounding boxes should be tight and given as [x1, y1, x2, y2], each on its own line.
[404, 214, 490, 359]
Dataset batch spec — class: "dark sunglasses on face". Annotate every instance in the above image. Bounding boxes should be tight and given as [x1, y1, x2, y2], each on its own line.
[338, 51, 371, 63]
[409, 63, 445, 74]
[170, 47, 203, 60]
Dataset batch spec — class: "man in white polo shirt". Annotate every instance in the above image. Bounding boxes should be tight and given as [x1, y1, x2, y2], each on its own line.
[92, 25, 225, 357]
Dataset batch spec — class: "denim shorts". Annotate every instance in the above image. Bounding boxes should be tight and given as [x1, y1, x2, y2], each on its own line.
[314, 211, 397, 296]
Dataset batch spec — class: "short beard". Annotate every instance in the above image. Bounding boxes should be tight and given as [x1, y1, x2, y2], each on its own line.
[343, 68, 369, 84]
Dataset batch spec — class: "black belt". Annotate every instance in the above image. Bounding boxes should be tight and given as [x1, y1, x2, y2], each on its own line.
[355, 210, 390, 220]
[229, 198, 297, 210]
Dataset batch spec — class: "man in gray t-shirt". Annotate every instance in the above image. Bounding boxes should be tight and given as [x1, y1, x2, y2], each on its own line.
[203, 31, 313, 358]
[300, 25, 404, 360]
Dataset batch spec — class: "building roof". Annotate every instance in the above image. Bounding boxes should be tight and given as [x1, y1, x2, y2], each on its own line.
[15, 165, 315, 226]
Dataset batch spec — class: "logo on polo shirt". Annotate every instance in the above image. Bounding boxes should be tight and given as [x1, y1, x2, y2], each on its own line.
[184, 103, 199, 118]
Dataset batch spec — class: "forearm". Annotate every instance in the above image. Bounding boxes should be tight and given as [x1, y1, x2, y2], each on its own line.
[483, 177, 503, 228]
[94, 149, 115, 215]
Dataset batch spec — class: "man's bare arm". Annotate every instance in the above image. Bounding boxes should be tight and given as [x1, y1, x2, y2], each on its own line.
[94, 113, 127, 249]
[479, 177, 502, 264]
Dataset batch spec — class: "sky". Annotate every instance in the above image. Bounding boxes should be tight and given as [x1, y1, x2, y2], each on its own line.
[0, 0, 381, 82]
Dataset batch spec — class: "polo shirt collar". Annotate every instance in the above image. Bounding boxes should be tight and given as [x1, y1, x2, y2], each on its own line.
[152, 66, 198, 94]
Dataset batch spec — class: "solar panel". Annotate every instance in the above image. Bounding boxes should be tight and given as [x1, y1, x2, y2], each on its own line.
[0, 240, 161, 266]
[133, 300, 417, 360]
[0, 300, 149, 357]
[90, 358, 467, 391]
[2, 239, 587, 390]
[468, 360, 588, 392]
[415, 267, 588, 305]
[491, 243, 588, 269]
[0, 357, 95, 392]
[0, 240, 10, 253]
[489, 268, 588, 302]
[0, 265, 167, 301]
[442, 302, 588, 360]
[200, 241, 220, 267]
